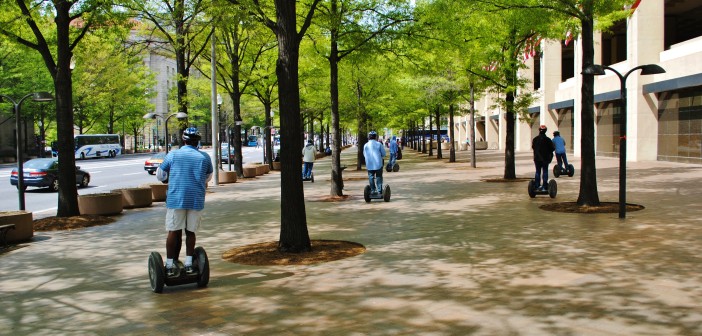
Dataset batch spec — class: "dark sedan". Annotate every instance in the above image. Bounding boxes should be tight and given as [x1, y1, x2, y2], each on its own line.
[10, 158, 90, 192]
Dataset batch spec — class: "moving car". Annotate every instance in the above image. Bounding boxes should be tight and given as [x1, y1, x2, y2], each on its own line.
[10, 158, 90, 192]
[220, 143, 235, 164]
[144, 152, 166, 175]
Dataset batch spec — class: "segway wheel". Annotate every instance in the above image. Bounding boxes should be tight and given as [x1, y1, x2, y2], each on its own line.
[552, 165, 561, 178]
[364, 185, 371, 203]
[527, 180, 536, 198]
[148, 252, 165, 293]
[567, 164, 575, 177]
[385, 164, 392, 172]
[194, 246, 210, 288]
[383, 184, 391, 202]
[392, 163, 399, 172]
[548, 179, 557, 198]
[310, 172, 314, 183]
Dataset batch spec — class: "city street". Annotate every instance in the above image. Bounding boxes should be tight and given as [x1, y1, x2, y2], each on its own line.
[0, 145, 268, 217]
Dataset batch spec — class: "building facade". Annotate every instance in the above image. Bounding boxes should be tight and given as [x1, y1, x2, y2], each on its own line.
[454, 0, 702, 164]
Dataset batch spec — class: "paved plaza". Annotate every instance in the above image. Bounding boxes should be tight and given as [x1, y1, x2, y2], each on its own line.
[2, 146, 702, 335]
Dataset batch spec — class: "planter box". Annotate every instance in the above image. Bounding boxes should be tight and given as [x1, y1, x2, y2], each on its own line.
[112, 187, 153, 209]
[0, 210, 33, 243]
[474, 141, 488, 150]
[272, 162, 281, 170]
[140, 183, 168, 202]
[78, 192, 123, 215]
[242, 167, 257, 178]
[219, 171, 238, 184]
[255, 165, 266, 176]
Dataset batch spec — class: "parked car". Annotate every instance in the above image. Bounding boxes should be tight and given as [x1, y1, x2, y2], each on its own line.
[144, 152, 166, 175]
[220, 143, 235, 164]
[10, 158, 90, 192]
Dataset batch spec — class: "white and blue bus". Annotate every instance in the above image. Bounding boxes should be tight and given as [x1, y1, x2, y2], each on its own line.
[74, 134, 122, 159]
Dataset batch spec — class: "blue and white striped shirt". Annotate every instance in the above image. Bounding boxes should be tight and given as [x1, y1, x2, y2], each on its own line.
[159, 146, 213, 210]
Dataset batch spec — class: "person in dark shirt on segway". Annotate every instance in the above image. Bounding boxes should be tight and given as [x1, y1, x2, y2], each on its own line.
[531, 125, 555, 191]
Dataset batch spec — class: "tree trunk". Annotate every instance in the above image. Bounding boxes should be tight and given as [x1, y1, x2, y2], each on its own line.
[428, 114, 433, 157]
[54, 3, 80, 217]
[274, 0, 311, 253]
[231, 91, 244, 177]
[577, 12, 600, 206]
[503, 31, 517, 180]
[435, 105, 442, 159]
[329, 29, 344, 195]
[449, 104, 456, 162]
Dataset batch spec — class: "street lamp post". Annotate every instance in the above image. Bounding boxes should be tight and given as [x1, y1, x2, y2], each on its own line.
[0, 92, 54, 210]
[143, 112, 188, 154]
[582, 63, 665, 218]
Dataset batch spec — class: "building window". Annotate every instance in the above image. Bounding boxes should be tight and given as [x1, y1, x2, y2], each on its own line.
[533, 53, 541, 90]
[657, 87, 702, 163]
[556, 109, 575, 151]
[561, 41, 574, 82]
[596, 101, 622, 157]
[601, 20, 627, 66]
[665, 0, 702, 49]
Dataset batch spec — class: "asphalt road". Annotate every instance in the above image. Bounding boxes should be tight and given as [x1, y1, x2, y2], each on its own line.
[0, 146, 267, 217]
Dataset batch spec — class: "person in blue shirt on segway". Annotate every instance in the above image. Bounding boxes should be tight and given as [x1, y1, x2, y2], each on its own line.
[363, 131, 391, 202]
[386, 135, 399, 172]
[552, 131, 575, 177]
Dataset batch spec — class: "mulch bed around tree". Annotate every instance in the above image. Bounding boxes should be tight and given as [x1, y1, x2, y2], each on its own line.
[222, 240, 366, 266]
[311, 195, 356, 202]
[540, 202, 645, 213]
[482, 177, 533, 183]
[33, 215, 115, 231]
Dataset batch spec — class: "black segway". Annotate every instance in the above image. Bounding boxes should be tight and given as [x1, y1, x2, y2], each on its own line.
[385, 162, 399, 172]
[148, 246, 210, 293]
[364, 184, 391, 203]
[302, 172, 314, 183]
[553, 164, 575, 178]
[527, 179, 557, 198]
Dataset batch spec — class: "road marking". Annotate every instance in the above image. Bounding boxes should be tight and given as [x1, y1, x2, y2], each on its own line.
[34, 207, 57, 214]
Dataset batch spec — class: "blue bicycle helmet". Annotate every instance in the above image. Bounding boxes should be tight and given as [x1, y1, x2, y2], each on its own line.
[368, 131, 378, 140]
[182, 127, 201, 142]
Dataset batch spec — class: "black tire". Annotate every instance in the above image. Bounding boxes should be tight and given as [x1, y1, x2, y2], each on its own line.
[548, 179, 557, 198]
[528, 180, 536, 198]
[49, 178, 59, 192]
[383, 184, 391, 202]
[147, 170, 155, 175]
[385, 164, 391, 172]
[552, 165, 561, 178]
[80, 152, 85, 160]
[79, 174, 90, 187]
[194, 246, 210, 288]
[567, 164, 575, 177]
[148, 252, 165, 293]
[393, 164, 399, 172]
[364, 185, 371, 203]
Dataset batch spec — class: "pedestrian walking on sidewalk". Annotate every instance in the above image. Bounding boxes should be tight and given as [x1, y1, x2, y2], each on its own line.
[302, 140, 317, 179]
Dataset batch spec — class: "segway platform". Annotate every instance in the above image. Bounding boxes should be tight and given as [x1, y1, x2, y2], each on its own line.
[553, 164, 575, 178]
[302, 172, 314, 183]
[527, 179, 557, 198]
[385, 163, 400, 172]
[364, 184, 391, 203]
[148, 246, 210, 293]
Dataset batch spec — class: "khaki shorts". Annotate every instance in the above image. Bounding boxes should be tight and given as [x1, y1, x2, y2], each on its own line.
[165, 208, 203, 232]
